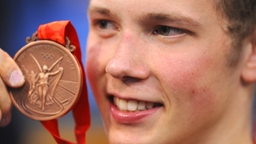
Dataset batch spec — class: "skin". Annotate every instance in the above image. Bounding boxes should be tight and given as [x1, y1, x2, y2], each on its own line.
[0, 49, 24, 127]
[86, 0, 256, 144]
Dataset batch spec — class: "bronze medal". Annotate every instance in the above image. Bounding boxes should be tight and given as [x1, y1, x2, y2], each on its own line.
[10, 39, 82, 121]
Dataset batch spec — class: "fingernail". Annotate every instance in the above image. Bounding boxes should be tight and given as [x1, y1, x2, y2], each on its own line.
[10, 70, 25, 86]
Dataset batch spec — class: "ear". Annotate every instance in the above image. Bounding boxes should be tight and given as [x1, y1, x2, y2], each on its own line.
[241, 28, 256, 83]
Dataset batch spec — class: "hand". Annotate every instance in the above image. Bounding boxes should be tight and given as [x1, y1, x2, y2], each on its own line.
[0, 49, 25, 127]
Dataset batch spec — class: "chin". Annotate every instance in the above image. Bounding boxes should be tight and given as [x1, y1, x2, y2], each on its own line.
[105, 123, 166, 144]
[108, 130, 151, 144]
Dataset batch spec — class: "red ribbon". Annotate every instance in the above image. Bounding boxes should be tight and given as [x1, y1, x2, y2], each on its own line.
[37, 21, 90, 144]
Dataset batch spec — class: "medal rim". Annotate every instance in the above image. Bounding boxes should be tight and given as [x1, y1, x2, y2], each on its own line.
[10, 40, 83, 121]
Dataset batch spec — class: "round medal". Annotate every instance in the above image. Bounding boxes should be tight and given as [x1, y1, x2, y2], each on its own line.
[10, 40, 82, 121]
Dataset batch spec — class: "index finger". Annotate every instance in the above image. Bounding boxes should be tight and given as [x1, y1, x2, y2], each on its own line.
[0, 49, 25, 88]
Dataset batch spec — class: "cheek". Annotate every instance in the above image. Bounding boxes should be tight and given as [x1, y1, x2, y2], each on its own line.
[86, 42, 101, 89]
[86, 36, 103, 76]
[187, 86, 216, 119]
[86, 38, 115, 123]
[86, 40, 106, 106]
[157, 53, 221, 118]
[86, 35, 113, 84]
[86, 43, 114, 129]
[86, 36, 117, 78]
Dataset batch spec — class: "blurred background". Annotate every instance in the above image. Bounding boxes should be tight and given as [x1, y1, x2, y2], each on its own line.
[0, 0, 108, 143]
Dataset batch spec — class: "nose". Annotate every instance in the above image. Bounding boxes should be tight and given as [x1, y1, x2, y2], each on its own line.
[105, 33, 150, 83]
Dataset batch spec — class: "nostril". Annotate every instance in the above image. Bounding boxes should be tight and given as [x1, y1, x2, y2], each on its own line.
[121, 76, 142, 85]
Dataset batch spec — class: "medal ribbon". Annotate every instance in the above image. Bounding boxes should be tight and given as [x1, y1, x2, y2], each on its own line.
[37, 21, 90, 144]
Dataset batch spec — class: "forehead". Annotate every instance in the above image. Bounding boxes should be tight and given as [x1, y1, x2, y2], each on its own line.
[88, 0, 218, 21]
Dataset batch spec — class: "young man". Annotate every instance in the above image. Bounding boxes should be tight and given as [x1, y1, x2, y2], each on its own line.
[0, 0, 256, 144]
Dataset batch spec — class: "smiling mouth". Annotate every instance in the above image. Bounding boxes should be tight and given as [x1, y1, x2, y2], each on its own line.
[109, 96, 163, 112]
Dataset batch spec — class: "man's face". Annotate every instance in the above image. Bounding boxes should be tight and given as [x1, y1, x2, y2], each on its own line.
[86, 0, 244, 143]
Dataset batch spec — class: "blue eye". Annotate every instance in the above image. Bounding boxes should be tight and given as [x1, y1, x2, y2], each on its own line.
[153, 26, 185, 36]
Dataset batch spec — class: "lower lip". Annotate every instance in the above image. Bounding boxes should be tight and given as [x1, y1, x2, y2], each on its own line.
[110, 104, 161, 124]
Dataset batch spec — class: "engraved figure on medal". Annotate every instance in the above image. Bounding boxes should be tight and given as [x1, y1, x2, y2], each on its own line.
[25, 54, 63, 111]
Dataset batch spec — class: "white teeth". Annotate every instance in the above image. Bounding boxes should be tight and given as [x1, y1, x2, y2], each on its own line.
[114, 97, 119, 107]
[114, 97, 157, 112]
[127, 100, 137, 111]
[137, 102, 146, 110]
[119, 99, 127, 111]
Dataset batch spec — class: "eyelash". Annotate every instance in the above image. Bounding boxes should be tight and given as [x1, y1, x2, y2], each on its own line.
[152, 26, 186, 36]
[94, 20, 116, 30]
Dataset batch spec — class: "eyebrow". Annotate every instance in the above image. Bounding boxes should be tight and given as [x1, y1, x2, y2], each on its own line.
[88, 6, 201, 28]
[138, 12, 201, 27]
[88, 6, 116, 18]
